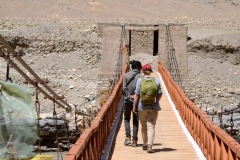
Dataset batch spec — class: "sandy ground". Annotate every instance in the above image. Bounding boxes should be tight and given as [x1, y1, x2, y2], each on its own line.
[36, 152, 67, 160]
[0, 0, 240, 19]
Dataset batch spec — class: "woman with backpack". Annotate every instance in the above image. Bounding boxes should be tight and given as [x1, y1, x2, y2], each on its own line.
[133, 63, 162, 153]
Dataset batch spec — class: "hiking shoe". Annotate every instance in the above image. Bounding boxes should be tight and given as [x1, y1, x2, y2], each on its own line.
[132, 140, 138, 147]
[124, 138, 131, 146]
[142, 145, 147, 150]
[147, 145, 154, 153]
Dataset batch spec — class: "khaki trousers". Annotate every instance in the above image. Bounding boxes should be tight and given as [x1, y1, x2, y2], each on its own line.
[138, 110, 158, 146]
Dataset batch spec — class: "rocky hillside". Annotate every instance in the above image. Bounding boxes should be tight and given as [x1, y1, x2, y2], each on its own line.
[1, 19, 239, 113]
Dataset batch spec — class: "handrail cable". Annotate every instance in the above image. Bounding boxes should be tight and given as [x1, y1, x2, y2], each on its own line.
[123, 25, 129, 46]
[166, 25, 177, 82]
[106, 24, 125, 100]
[165, 25, 182, 86]
[167, 25, 182, 85]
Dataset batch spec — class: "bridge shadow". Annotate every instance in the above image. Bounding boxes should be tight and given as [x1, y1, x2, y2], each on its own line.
[154, 148, 177, 153]
[101, 100, 125, 160]
[137, 144, 176, 153]
[138, 143, 162, 147]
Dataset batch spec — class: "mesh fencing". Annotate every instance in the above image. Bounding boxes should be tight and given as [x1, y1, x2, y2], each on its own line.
[0, 80, 38, 159]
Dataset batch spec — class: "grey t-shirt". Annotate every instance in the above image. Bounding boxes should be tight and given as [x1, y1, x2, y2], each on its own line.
[123, 69, 142, 95]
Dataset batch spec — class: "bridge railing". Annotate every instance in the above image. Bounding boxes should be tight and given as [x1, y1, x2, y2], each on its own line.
[64, 63, 128, 160]
[158, 61, 240, 160]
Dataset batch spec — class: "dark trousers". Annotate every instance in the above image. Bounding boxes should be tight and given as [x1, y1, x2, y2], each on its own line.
[124, 102, 139, 141]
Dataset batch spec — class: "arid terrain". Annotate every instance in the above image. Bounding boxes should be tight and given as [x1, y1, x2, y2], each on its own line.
[0, 0, 240, 155]
[0, 0, 240, 110]
[1, 0, 240, 19]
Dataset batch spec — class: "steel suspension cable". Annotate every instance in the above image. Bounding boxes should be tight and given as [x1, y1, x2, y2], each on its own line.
[6, 53, 12, 82]
[166, 25, 182, 86]
[35, 84, 41, 155]
[123, 25, 129, 46]
[106, 25, 125, 100]
[168, 25, 182, 85]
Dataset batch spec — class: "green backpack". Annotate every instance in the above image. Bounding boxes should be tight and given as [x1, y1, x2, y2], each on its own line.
[140, 77, 158, 105]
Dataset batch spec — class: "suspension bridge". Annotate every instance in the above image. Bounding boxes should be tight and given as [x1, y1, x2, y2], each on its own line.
[0, 24, 240, 160]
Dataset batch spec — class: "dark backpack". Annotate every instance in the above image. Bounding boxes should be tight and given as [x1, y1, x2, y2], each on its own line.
[140, 77, 158, 105]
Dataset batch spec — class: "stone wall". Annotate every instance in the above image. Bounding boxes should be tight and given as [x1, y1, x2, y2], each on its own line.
[35, 117, 79, 151]
[158, 25, 188, 79]
[96, 26, 129, 106]
[130, 30, 154, 56]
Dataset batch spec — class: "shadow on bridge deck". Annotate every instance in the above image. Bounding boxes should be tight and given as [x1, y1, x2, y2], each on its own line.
[110, 73, 204, 160]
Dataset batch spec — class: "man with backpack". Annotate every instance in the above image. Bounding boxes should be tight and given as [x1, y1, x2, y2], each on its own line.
[133, 63, 162, 153]
[122, 60, 142, 147]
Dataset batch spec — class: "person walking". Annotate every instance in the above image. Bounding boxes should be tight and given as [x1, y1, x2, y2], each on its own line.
[122, 60, 142, 147]
[133, 63, 162, 153]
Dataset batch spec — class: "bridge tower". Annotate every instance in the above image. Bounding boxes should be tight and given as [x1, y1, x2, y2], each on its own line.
[96, 24, 188, 106]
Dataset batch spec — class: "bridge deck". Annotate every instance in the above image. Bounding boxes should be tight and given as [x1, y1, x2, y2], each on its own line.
[111, 73, 199, 160]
